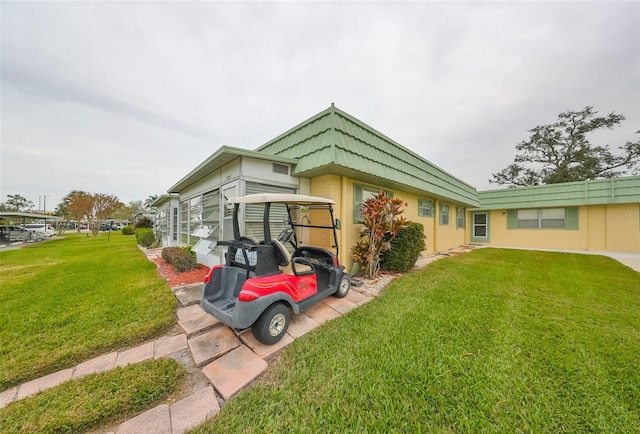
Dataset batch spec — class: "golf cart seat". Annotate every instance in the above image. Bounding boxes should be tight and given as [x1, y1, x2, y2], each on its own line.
[252, 239, 291, 277]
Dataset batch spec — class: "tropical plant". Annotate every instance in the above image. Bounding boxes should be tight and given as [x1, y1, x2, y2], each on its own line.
[351, 191, 406, 279]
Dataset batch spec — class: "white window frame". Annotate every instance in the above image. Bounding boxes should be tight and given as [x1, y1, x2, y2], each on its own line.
[439, 203, 450, 226]
[418, 199, 434, 218]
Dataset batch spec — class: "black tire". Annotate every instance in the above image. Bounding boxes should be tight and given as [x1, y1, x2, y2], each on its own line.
[334, 274, 351, 298]
[252, 302, 290, 345]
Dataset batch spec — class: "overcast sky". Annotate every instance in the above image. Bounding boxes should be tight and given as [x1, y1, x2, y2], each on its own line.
[2, 1, 638, 211]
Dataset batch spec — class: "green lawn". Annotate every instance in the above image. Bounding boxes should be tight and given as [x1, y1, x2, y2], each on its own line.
[0, 359, 185, 434]
[194, 248, 640, 433]
[0, 233, 176, 390]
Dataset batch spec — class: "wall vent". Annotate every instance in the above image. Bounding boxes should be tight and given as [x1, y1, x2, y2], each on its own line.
[272, 163, 289, 175]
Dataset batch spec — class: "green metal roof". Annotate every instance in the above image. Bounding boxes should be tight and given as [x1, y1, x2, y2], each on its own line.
[255, 104, 479, 207]
[168, 145, 297, 193]
[477, 176, 640, 210]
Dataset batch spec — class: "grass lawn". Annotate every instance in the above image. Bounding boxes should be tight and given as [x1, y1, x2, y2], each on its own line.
[0, 232, 176, 390]
[0, 359, 185, 434]
[194, 248, 640, 433]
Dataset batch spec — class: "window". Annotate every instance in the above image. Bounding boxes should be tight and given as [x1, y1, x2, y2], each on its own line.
[418, 199, 434, 217]
[472, 213, 488, 238]
[456, 207, 466, 229]
[508, 208, 579, 230]
[353, 185, 392, 223]
[156, 209, 168, 240]
[179, 201, 189, 244]
[189, 196, 203, 244]
[439, 203, 449, 226]
[172, 208, 178, 241]
[518, 208, 564, 229]
[201, 190, 220, 240]
[191, 189, 221, 255]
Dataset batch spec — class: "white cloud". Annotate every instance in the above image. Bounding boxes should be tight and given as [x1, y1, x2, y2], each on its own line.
[1, 1, 638, 209]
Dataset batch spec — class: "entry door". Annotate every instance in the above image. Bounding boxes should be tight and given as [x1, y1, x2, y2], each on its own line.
[471, 212, 489, 243]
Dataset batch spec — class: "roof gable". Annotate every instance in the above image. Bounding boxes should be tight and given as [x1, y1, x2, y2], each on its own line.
[168, 145, 297, 193]
[256, 104, 479, 206]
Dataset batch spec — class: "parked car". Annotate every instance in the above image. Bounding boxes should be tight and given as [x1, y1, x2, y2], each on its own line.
[23, 223, 55, 237]
[0, 225, 26, 240]
[99, 224, 118, 231]
[201, 193, 351, 345]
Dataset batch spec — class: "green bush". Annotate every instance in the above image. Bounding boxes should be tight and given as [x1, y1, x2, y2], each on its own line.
[135, 228, 155, 248]
[380, 221, 426, 273]
[171, 249, 197, 272]
[135, 216, 154, 229]
[121, 225, 135, 235]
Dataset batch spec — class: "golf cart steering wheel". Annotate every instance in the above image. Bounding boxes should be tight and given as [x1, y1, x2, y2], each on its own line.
[277, 228, 296, 249]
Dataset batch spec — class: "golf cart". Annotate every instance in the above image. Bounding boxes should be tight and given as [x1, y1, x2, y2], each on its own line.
[200, 193, 351, 345]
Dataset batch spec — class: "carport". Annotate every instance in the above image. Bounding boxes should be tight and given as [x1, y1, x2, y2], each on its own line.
[0, 211, 62, 241]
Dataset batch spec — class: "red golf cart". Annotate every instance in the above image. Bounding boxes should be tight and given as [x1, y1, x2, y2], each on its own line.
[200, 193, 351, 344]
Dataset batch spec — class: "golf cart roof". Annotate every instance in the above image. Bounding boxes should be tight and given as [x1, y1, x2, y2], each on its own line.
[229, 193, 335, 205]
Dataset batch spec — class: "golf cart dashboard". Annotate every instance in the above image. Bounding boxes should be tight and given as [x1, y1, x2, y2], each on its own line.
[295, 247, 336, 271]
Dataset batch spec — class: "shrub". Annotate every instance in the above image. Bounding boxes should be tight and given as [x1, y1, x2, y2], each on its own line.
[135, 216, 154, 229]
[135, 228, 155, 248]
[161, 247, 183, 264]
[171, 249, 198, 272]
[121, 225, 135, 235]
[180, 245, 196, 260]
[380, 222, 426, 273]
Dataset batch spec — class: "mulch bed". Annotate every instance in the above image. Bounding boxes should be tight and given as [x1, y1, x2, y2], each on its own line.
[152, 257, 210, 288]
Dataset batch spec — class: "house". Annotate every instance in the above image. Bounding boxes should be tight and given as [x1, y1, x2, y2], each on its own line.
[470, 177, 640, 254]
[152, 104, 640, 269]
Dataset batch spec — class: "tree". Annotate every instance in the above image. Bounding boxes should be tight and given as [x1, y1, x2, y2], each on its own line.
[112, 200, 144, 222]
[89, 193, 123, 236]
[4, 194, 34, 212]
[491, 106, 640, 187]
[60, 191, 93, 232]
[56, 191, 123, 236]
[351, 191, 407, 279]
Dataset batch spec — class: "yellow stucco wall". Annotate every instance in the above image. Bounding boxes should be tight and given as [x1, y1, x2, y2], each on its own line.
[471, 204, 639, 253]
[604, 204, 640, 252]
[433, 202, 467, 253]
[309, 175, 468, 269]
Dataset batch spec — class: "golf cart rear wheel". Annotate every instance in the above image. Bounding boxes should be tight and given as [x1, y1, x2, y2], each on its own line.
[334, 274, 351, 298]
[252, 302, 290, 345]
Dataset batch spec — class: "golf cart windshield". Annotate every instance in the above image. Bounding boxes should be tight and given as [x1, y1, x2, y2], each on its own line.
[229, 194, 340, 256]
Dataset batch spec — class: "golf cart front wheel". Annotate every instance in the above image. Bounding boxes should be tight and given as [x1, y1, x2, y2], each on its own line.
[334, 274, 351, 298]
[252, 302, 290, 345]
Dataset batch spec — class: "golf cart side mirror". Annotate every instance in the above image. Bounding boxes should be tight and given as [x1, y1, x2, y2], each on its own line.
[334, 219, 341, 230]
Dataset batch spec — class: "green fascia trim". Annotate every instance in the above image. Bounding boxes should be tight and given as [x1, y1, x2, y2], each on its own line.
[168, 145, 297, 193]
[256, 104, 479, 206]
[475, 176, 640, 210]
